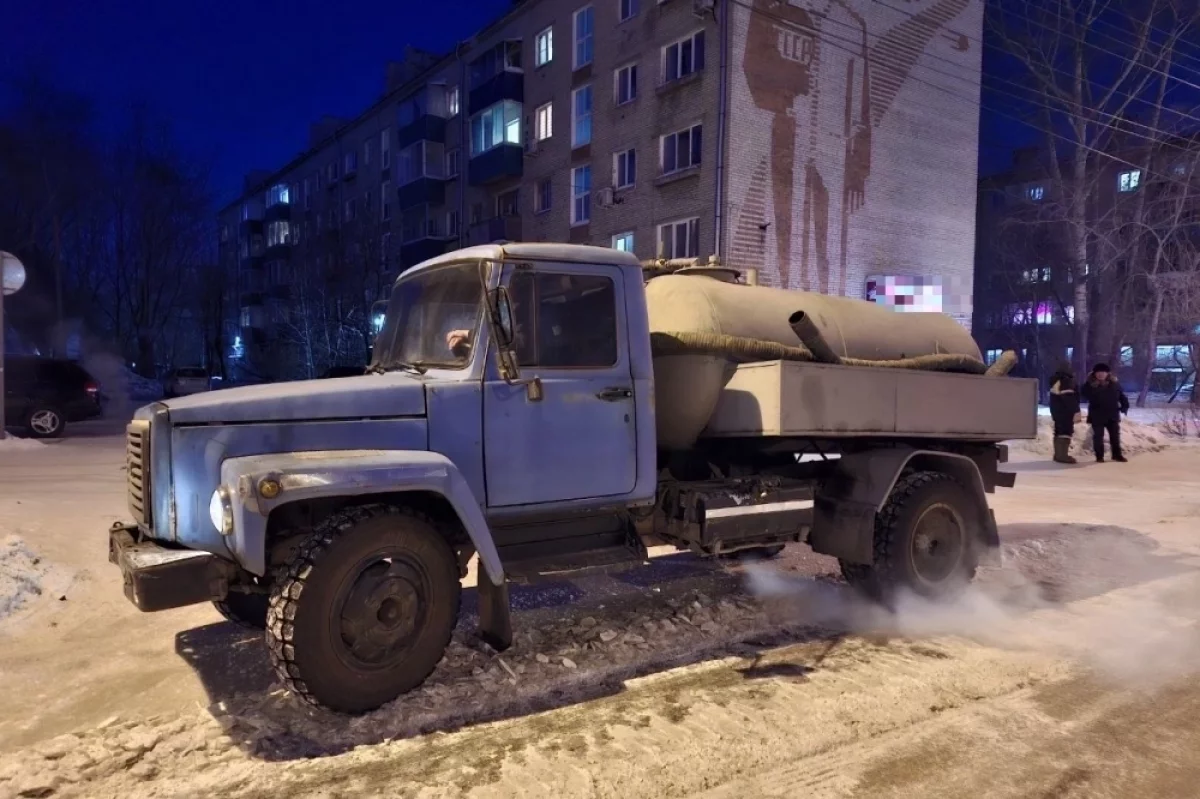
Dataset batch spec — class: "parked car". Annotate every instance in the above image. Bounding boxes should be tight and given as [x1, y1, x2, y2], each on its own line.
[319, 365, 365, 379]
[163, 367, 211, 398]
[3, 355, 103, 438]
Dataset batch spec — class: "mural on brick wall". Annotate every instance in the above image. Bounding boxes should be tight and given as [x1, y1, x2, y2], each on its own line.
[727, 0, 981, 322]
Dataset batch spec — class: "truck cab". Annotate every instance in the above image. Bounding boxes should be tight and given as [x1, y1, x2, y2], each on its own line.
[109, 243, 1027, 715]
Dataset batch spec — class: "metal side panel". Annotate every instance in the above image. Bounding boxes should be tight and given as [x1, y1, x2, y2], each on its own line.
[703, 361, 1038, 441]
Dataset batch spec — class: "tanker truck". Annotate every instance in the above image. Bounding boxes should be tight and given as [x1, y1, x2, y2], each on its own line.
[108, 243, 1036, 714]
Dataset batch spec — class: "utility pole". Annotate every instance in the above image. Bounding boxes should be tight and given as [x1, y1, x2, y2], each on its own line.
[1, 251, 29, 441]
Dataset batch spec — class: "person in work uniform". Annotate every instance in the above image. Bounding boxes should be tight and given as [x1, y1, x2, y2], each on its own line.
[1080, 362, 1130, 463]
[1047, 360, 1082, 464]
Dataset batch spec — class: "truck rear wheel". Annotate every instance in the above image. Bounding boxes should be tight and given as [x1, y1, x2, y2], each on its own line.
[266, 504, 461, 714]
[840, 471, 978, 602]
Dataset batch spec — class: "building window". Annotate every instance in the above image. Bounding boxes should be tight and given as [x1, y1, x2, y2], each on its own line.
[615, 63, 638, 105]
[535, 177, 553, 213]
[572, 86, 593, 147]
[471, 202, 485, 224]
[497, 188, 520, 217]
[663, 31, 705, 83]
[266, 220, 290, 247]
[365, 139, 374, 167]
[401, 205, 438, 243]
[572, 165, 592, 225]
[446, 148, 460, 178]
[380, 129, 392, 169]
[344, 150, 358, 175]
[1026, 184, 1044, 201]
[344, 199, 357, 223]
[448, 86, 460, 117]
[327, 161, 339, 182]
[303, 178, 312, 210]
[447, 210, 460, 237]
[619, 0, 639, 22]
[381, 181, 391, 221]
[220, 225, 229, 243]
[1118, 169, 1141, 192]
[613, 231, 634, 252]
[469, 41, 523, 89]
[661, 123, 702, 174]
[536, 26, 554, 67]
[984, 349, 1002, 365]
[470, 100, 522, 155]
[535, 102, 554, 141]
[398, 141, 447, 185]
[614, 148, 636, 189]
[574, 6, 594, 70]
[658, 217, 699, 259]
[266, 183, 289, 207]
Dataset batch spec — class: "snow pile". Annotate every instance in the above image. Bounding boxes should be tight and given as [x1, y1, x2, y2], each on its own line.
[1010, 416, 1173, 458]
[0, 536, 47, 621]
[0, 436, 46, 453]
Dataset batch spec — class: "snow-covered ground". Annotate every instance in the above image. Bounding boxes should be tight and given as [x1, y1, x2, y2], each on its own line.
[1, 432, 1199, 798]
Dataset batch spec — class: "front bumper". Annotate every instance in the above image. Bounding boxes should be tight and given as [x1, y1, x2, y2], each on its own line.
[108, 523, 233, 612]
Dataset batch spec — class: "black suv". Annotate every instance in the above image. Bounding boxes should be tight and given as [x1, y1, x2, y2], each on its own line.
[3, 355, 103, 438]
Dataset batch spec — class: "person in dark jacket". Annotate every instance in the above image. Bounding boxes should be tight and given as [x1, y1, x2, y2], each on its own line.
[1047, 360, 1082, 464]
[1080, 363, 1130, 462]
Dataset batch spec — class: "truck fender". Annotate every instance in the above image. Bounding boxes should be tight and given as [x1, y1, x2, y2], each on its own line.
[809, 448, 1000, 566]
[218, 450, 504, 585]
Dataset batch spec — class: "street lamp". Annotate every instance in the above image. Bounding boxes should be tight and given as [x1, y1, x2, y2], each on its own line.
[1, 251, 28, 441]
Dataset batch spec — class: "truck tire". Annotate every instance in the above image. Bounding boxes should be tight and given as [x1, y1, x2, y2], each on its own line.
[266, 504, 461, 714]
[723, 544, 786, 561]
[839, 471, 978, 602]
[213, 591, 269, 629]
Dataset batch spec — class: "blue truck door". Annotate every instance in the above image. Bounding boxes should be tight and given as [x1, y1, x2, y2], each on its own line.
[483, 264, 638, 507]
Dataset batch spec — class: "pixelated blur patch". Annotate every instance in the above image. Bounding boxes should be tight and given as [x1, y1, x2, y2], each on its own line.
[865, 274, 972, 325]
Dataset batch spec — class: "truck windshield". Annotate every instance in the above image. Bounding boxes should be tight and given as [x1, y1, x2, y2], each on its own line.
[370, 261, 485, 372]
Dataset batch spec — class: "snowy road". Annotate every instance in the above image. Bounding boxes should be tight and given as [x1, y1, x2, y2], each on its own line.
[1, 427, 1200, 798]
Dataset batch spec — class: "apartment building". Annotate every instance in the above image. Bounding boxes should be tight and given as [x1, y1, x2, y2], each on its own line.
[219, 0, 985, 377]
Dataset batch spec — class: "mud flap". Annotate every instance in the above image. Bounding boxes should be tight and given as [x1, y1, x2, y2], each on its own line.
[476, 575, 513, 652]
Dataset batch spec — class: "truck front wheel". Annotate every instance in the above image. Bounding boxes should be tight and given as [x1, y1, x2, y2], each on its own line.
[213, 591, 269, 629]
[840, 471, 978, 602]
[266, 504, 462, 714]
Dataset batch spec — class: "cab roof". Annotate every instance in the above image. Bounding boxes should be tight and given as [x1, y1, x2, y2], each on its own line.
[406, 243, 642, 278]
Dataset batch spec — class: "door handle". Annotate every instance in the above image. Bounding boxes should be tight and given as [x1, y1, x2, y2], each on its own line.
[597, 386, 633, 401]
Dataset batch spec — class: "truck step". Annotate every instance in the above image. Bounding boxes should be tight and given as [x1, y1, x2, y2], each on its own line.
[501, 541, 648, 583]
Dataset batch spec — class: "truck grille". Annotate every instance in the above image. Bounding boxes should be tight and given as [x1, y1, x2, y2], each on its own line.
[126, 421, 152, 526]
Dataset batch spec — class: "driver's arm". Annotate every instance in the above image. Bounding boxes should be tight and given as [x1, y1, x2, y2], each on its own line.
[446, 329, 472, 357]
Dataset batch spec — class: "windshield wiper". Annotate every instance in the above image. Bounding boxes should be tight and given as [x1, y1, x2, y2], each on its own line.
[368, 361, 428, 375]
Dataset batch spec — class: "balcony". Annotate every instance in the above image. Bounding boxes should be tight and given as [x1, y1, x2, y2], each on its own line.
[467, 215, 522, 246]
[399, 237, 448, 267]
[397, 115, 448, 149]
[239, 217, 263, 235]
[469, 70, 524, 115]
[468, 144, 523, 186]
[264, 202, 291, 223]
[397, 177, 447, 210]
[240, 291, 265, 308]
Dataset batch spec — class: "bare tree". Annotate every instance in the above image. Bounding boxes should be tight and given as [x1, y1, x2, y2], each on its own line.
[989, 0, 1200, 376]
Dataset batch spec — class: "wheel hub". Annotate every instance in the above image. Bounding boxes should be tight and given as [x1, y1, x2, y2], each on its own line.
[30, 411, 60, 435]
[338, 560, 425, 668]
[911, 504, 964, 586]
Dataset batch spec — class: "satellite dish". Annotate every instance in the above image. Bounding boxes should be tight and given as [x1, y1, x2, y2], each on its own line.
[1, 251, 26, 296]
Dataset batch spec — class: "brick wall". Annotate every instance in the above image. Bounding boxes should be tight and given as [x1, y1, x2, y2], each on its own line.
[722, 0, 983, 327]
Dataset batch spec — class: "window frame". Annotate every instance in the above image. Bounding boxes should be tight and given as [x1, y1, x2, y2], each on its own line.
[572, 85, 593, 148]
[657, 216, 699, 259]
[505, 267, 622, 371]
[662, 30, 705, 83]
[619, 0, 639, 22]
[535, 26, 554, 67]
[615, 62, 638, 106]
[380, 129, 392, 169]
[573, 5, 595, 70]
[571, 164, 592, 226]
[612, 231, 635, 252]
[660, 122, 702, 175]
[535, 177, 553, 214]
[613, 147, 636, 189]
[535, 101, 554, 141]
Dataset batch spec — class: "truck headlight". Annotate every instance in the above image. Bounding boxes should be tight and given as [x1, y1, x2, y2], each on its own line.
[208, 486, 234, 536]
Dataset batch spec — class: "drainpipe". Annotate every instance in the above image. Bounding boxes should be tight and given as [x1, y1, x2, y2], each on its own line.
[712, 0, 730, 259]
[457, 42, 469, 246]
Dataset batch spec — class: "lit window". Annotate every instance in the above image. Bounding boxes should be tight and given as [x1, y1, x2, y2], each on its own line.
[620, 0, 639, 21]
[1119, 346, 1134, 365]
[658, 218, 699, 259]
[266, 220, 290, 247]
[663, 31, 705, 83]
[661, 123, 702, 174]
[535, 102, 554, 141]
[572, 86, 593, 147]
[1005, 303, 1032, 325]
[613, 231, 634, 252]
[1118, 169, 1141, 192]
[1026, 184, 1044, 201]
[380, 129, 392, 169]
[571, 165, 592, 225]
[535, 177, 553, 213]
[615, 63, 638, 105]
[448, 86, 460, 117]
[536, 27, 554, 67]
[1035, 302, 1053, 325]
[267, 183, 290, 207]
[614, 148, 636, 189]
[470, 101, 523, 155]
[984, 349, 1002, 365]
[574, 6, 594, 69]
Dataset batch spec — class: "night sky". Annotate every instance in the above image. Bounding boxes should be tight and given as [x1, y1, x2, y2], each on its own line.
[6, 0, 1033, 202]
